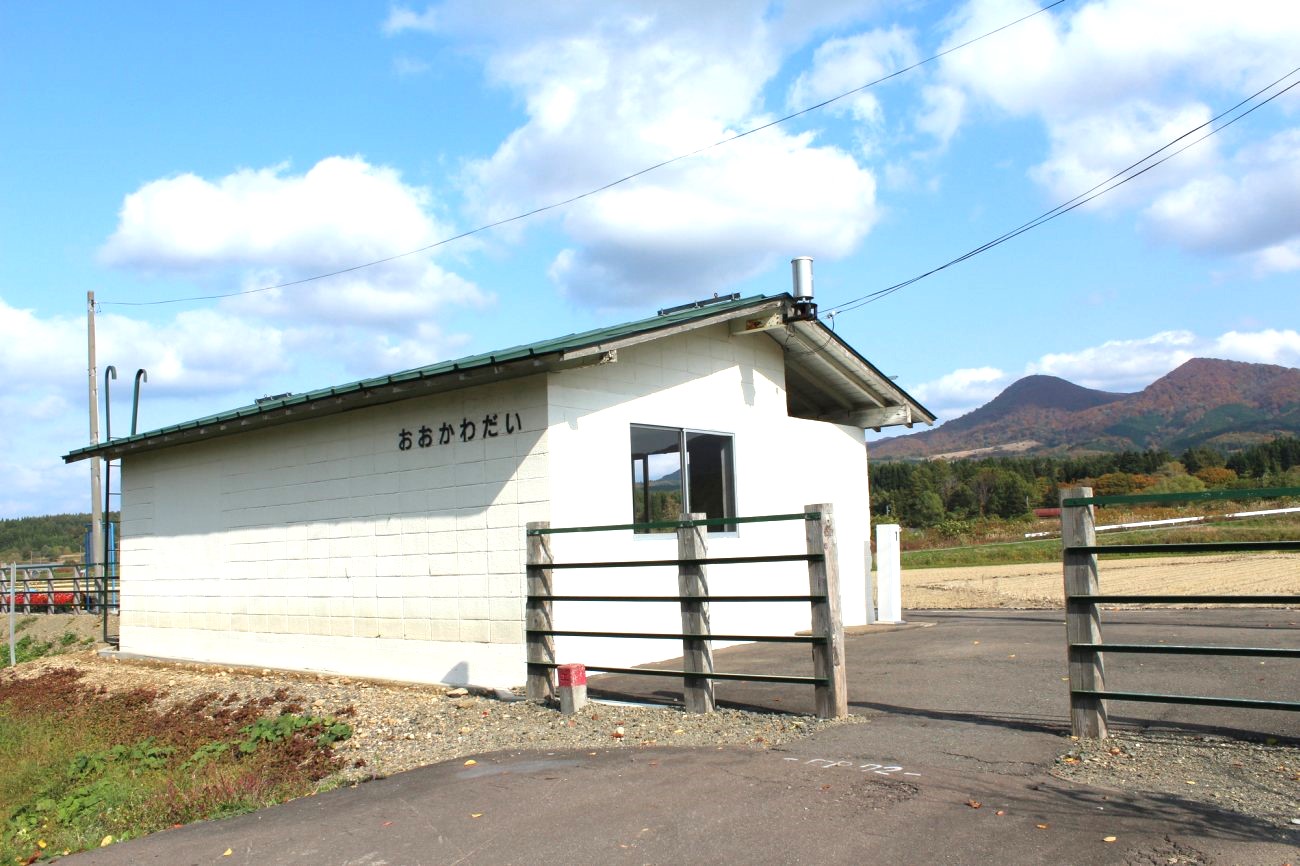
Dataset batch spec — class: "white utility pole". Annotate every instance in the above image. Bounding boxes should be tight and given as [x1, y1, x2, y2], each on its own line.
[87, 292, 104, 593]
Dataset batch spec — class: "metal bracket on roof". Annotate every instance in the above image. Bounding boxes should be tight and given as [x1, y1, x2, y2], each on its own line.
[818, 404, 914, 431]
[730, 311, 784, 335]
[657, 293, 741, 316]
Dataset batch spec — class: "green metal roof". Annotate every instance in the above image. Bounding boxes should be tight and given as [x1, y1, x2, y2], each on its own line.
[64, 293, 779, 462]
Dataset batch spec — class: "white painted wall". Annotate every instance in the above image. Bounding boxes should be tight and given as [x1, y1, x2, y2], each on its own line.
[119, 378, 550, 687]
[544, 324, 872, 672]
[118, 322, 874, 689]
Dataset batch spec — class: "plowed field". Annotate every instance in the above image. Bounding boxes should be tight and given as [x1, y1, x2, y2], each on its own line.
[901, 552, 1300, 609]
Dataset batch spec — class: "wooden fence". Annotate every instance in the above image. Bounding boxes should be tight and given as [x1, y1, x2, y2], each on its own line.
[525, 504, 847, 719]
[1060, 485, 1300, 738]
[1, 562, 114, 613]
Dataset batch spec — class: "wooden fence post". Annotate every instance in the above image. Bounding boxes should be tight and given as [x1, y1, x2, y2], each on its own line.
[526, 522, 556, 702]
[806, 503, 848, 719]
[1061, 486, 1108, 739]
[677, 512, 715, 713]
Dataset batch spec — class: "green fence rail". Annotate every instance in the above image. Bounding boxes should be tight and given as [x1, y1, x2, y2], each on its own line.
[1071, 540, 1300, 556]
[1059, 485, 1299, 739]
[1061, 486, 1300, 508]
[530, 661, 826, 687]
[525, 507, 849, 719]
[528, 512, 818, 535]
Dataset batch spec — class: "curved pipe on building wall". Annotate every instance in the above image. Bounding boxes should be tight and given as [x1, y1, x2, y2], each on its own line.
[131, 369, 148, 436]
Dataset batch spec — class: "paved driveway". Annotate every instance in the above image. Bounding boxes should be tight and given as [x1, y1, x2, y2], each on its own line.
[73, 610, 1298, 865]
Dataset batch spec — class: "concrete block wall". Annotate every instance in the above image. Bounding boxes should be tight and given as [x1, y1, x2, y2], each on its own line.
[118, 377, 549, 686]
[117, 320, 875, 688]
[544, 324, 872, 671]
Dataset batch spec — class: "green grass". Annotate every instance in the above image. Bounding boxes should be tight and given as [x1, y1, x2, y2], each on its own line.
[903, 538, 1061, 569]
[4, 625, 94, 667]
[0, 668, 355, 861]
[902, 515, 1300, 570]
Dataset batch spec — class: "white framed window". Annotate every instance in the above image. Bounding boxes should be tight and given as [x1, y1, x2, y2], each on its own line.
[629, 424, 736, 533]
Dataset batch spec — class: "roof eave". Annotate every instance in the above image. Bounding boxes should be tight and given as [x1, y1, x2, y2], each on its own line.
[62, 350, 568, 464]
[778, 318, 936, 430]
[62, 293, 785, 464]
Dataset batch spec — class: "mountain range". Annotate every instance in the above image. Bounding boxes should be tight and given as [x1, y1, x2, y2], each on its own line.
[873, 358, 1300, 459]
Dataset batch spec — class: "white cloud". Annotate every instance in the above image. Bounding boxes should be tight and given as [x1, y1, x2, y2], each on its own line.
[1024, 327, 1300, 392]
[383, 6, 439, 35]
[545, 133, 877, 304]
[1026, 330, 1199, 391]
[928, 0, 1300, 260]
[1144, 130, 1300, 263]
[1254, 240, 1300, 274]
[393, 56, 432, 77]
[97, 156, 489, 371]
[912, 365, 1008, 421]
[1029, 100, 1216, 209]
[1210, 329, 1300, 366]
[897, 325, 1300, 439]
[915, 85, 965, 150]
[445, 2, 881, 305]
[101, 157, 452, 274]
[97, 309, 289, 397]
[0, 290, 479, 519]
[0, 299, 84, 387]
[789, 27, 918, 125]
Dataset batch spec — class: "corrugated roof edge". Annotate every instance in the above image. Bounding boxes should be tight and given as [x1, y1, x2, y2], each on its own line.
[817, 324, 936, 425]
[63, 293, 778, 462]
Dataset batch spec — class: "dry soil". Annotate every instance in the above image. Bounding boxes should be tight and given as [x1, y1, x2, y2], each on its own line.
[900, 551, 1300, 610]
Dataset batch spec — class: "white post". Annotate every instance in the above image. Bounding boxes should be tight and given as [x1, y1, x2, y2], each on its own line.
[7, 563, 16, 667]
[87, 292, 104, 613]
[864, 540, 876, 624]
[875, 523, 903, 624]
[557, 663, 588, 715]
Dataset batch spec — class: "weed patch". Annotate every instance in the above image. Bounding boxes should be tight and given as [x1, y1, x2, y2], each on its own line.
[0, 666, 353, 862]
[4, 626, 95, 667]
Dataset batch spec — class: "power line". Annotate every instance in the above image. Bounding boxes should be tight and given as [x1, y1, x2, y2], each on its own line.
[822, 67, 1300, 320]
[102, 0, 1070, 308]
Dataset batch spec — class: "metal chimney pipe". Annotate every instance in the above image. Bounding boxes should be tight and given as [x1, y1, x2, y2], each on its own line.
[790, 256, 817, 320]
[791, 256, 814, 300]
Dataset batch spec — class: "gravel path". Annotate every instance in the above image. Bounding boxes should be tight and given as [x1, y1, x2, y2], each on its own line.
[1053, 731, 1300, 829]
[8, 616, 1297, 833]
[11, 651, 854, 782]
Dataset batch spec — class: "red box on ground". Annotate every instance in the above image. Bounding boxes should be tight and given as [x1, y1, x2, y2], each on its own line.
[557, 663, 586, 687]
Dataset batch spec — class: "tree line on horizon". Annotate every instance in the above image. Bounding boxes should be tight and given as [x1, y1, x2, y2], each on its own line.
[0, 512, 119, 564]
[5, 436, 1299, 559]
[870, 435, 1300, 529]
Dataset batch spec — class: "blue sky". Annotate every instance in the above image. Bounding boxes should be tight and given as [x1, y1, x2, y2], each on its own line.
[3, 0, 1299, 517]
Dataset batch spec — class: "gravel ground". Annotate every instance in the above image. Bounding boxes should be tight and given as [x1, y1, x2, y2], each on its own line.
[1052, 731, 1300, 829]
[8, 615, 1297, 832]
[8, 650, 855, 783]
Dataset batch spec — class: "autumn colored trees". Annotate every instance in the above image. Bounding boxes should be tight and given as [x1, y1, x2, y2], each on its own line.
[869, 436, 1300, 528]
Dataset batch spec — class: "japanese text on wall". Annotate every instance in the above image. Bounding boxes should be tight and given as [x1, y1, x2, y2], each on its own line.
[398, 411, 524, 451]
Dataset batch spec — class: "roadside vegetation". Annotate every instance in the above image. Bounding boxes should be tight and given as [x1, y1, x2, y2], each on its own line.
[0, 666, 354, 862]
[3, 617, 96, 667]
[0, 513, 118, 563]
[873, 437, 1300, 569]
[902, 512, 1300, 569]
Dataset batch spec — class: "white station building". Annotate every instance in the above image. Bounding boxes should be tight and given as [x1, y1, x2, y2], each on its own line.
[66, 276, 932, 688]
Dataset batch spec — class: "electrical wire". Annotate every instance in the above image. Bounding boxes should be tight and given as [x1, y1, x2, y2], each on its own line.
[820, 66, 1300, 320]
[101, 0, 1069, 308]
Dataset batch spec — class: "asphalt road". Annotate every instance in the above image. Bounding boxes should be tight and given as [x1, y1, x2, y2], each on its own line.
[72, 610, 1299, 865]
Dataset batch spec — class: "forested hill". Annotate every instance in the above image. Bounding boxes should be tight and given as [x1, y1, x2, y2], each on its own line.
[869, 436, 1300, 528]
[874, 357, 1300, 459]
[0, 513, 108, 563]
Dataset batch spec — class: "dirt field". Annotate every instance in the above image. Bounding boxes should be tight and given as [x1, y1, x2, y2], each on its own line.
[900, 551, 1300, 609]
